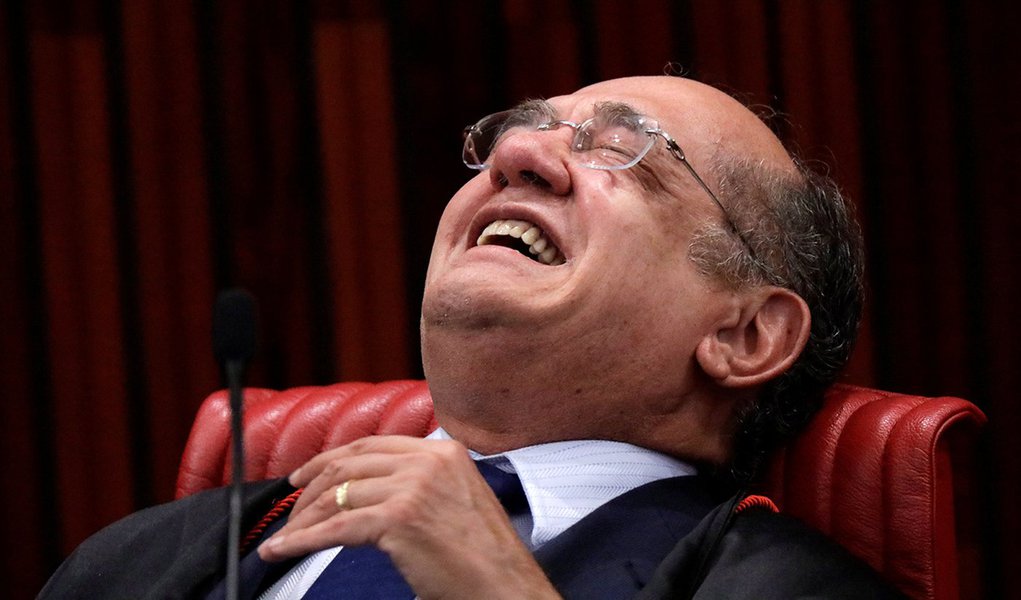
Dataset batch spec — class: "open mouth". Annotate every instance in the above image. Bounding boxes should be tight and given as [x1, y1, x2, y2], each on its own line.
[476, 218, 565, 266]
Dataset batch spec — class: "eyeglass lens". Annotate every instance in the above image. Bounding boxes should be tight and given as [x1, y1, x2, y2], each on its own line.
[464, 111, 658, 171]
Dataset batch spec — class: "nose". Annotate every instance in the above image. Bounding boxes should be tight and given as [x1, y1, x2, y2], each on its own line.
[486, 128, 573, 196]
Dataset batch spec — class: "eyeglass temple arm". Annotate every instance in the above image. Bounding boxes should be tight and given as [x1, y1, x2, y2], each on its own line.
[661, 137, 759, 260]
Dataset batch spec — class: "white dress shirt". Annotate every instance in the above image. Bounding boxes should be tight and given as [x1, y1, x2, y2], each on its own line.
[259, 428, 696, 599]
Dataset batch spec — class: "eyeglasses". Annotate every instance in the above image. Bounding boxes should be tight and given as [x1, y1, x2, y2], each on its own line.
[462, 108, 756, 257]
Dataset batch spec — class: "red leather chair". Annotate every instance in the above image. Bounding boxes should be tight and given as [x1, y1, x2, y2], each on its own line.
[176, 381, 986, 600]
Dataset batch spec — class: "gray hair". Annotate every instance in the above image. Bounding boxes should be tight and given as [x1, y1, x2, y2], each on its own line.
[689, 157, 866, 482]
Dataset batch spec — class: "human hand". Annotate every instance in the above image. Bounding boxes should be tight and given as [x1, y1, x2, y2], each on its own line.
[257, 435, 560, 600]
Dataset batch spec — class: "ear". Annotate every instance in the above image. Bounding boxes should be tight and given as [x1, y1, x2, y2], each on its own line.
[695, 287, 811, 388]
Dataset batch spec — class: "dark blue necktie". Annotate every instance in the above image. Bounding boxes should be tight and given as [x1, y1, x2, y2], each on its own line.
[207, 461, 526, 600]
[302, 460, 525, 599]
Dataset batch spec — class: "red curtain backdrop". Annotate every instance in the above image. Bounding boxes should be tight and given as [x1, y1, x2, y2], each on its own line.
[1, 1, 1017, 597]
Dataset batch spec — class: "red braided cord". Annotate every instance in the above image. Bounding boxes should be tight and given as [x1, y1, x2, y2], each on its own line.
[735, 494, 779, 514]
[239, 488, 305, 553]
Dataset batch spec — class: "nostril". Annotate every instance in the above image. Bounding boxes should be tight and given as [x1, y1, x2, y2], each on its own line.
[490, 168, 510, 188]
[520, 170, 551, 189]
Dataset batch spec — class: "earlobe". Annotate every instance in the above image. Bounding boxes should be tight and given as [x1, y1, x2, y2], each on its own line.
[700, 288, 811, 388]
[695, 335, 732, 381]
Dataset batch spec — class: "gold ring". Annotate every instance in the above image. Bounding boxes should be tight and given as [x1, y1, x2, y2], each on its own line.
[335, 480, 353, 511]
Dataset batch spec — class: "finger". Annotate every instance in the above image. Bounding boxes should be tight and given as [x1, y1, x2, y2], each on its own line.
[289, 438, 471, 515]
[290, 435, 448, 486]
[259, 504, 391, 562]
[291, 468, 443, 533]
[283, 477, 373, 535]
[290, 451, 405, 517]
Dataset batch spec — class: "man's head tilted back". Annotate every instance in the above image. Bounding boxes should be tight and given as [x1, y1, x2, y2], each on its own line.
[420, 76, 864, 481]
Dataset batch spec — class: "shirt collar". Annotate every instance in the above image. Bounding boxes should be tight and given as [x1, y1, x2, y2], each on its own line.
[427, 428, 696, 547]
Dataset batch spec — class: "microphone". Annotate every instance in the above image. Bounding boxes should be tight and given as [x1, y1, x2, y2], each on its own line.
[212, 288, 257, 600]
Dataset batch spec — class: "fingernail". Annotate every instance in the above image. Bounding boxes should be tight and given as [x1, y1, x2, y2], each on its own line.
[261, 534, 285, 554]
[288, 468, 301, 485]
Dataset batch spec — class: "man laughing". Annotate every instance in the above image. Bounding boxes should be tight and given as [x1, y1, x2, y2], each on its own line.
[41, 76, 902, 599]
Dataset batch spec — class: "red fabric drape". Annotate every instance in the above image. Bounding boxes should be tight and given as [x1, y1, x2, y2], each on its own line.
[1, 1, 1017, 597]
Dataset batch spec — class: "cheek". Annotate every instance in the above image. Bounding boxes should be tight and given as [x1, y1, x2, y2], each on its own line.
[588, 230, 706, 336]
[579, 254, 693, 334]
[440, 175, 491, 227]
[607, 216, 692, 281]
[428, 182, 487, 258]
[435, 191, 472, 239]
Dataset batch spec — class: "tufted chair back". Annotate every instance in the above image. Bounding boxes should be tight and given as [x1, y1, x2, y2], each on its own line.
[176, 381, 985, 600]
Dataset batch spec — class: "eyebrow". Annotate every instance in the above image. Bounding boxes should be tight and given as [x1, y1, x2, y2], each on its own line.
[591, 101, 644, 125]
[507, 99, 645, 124]
[508, 98, 559, 121]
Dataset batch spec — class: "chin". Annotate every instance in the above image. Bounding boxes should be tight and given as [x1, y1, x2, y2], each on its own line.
[421, 283, 543, 332]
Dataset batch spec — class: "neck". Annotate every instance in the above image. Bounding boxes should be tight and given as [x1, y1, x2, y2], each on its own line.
[428, 375, 741, 465]
[421, 326, 743, 464]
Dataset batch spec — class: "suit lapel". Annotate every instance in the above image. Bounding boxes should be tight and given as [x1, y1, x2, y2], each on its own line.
[533, 476, 717, 599]
[152, 479, 296, 598]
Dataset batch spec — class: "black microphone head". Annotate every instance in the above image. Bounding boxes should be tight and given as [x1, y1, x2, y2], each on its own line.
[212, 288, 257, 364]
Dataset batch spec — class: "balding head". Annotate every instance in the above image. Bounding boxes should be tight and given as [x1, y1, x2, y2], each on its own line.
[568, 76, 797, 177]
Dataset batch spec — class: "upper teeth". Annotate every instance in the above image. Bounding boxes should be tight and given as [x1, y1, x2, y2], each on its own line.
[477, 219, 565, 266]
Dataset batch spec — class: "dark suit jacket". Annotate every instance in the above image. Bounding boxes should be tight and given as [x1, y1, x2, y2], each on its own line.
[38, 476, 902, 599]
